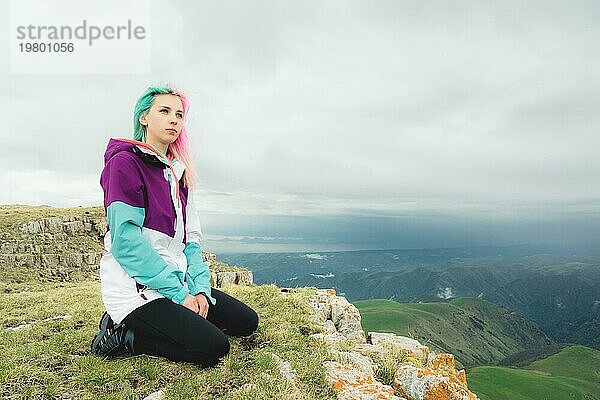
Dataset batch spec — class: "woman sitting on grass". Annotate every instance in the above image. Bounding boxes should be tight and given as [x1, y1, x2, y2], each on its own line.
[91, 84, 259, 368]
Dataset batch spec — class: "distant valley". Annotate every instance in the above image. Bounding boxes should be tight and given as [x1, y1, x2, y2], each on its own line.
[219, 244, 600, 349]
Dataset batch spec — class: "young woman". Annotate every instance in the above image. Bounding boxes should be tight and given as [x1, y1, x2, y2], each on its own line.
[91, 84, 258, 368]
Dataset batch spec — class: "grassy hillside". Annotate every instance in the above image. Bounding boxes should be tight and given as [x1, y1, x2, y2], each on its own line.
[0, 280, 338, 399]
[355, 297, 552, 367]
[468, 345, 600, 400]
[497, 344, 567, 367]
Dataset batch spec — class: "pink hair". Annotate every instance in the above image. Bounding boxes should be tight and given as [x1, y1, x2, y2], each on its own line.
[167, 85, 199, 190]
[133, 84, 200, 189]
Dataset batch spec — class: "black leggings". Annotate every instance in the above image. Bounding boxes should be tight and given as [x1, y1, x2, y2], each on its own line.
[122, 287, 258, 368]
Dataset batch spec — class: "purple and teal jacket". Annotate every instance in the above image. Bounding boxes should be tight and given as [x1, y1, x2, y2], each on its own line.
[99, 137, 216, 324]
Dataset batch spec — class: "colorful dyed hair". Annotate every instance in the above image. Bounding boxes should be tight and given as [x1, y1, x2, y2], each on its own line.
[133, 84, 199, 189]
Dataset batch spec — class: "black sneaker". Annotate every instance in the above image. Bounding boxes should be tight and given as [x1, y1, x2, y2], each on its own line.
[90, 312, 135, 358]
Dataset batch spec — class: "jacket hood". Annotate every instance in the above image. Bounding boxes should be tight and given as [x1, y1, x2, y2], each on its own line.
[103, 137, 186, 181]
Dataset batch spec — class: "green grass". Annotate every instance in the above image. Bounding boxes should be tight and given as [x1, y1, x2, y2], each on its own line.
[468, 346, 600, 400]
[0, 281, 338, 399]
[526, 345, 600, 386]
[0, 204, 340, 398]
[357, 299, 453, 331]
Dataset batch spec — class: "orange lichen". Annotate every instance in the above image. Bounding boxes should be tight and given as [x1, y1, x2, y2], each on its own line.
[324, 361, 405, 399]
[424, 382, 479, 400]
[333, 381, 345, 390]
[432, 353, 456, 371]
[393, 364, 478, 400]
[416, 366, 438, 379]
[423, 380, 452, 400]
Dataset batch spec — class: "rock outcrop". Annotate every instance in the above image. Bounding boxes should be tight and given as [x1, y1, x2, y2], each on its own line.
[1, 213, 253, 288]
[0, 215, 106, 279]
[307, 289, 480, 400]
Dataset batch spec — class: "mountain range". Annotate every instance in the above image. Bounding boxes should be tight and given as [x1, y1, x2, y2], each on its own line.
[219, 245, 600, 349]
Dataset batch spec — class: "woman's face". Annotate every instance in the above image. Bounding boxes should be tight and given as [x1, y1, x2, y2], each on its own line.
[140, 93, 184, 147]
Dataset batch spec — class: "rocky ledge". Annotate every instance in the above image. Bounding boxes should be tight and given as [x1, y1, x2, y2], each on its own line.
[0, 211, 254, 288]
[307, 289, 479, 400]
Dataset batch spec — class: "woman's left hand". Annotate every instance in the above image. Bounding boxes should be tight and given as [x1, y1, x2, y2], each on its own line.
[195, 293, 210, 319]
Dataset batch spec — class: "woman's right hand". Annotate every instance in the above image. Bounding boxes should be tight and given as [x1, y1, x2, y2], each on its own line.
[182, 294, 199, 313]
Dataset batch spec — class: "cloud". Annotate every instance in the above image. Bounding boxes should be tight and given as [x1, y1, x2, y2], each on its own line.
[2, 0, 600, 250]
[437, 287, 454, 300]
[0, 169, 101, 207]
[304, 253, 327, 260]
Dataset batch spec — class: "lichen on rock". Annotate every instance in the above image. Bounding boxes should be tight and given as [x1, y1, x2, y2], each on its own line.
[308, 288, 480, 400]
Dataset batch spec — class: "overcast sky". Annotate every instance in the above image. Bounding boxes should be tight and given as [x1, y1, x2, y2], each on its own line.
[2, 1, 599, 253]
